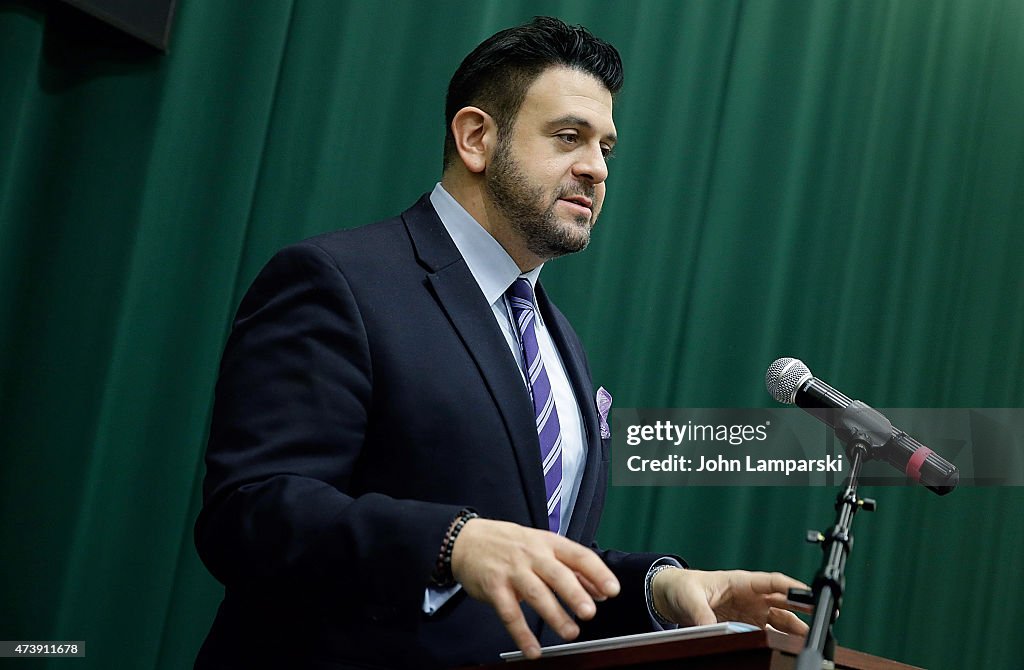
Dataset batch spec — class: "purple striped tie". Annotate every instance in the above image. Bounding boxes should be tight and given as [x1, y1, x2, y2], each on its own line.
[506, 278, 562, 534]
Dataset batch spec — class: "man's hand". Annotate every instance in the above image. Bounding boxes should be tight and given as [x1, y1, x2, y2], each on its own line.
[450, 518, 621, 659]
[651, 568, 810, 635]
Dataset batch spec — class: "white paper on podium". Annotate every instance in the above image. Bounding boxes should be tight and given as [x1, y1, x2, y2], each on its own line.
[500, 621, 760, 661]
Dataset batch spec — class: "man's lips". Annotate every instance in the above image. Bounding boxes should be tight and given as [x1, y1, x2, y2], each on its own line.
[558, 195, 593, 211]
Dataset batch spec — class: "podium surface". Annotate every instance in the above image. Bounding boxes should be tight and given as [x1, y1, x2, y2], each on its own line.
[473, 628, 923, 670]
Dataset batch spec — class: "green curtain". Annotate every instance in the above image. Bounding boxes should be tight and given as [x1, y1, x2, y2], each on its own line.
[2, 1, 1021, 668]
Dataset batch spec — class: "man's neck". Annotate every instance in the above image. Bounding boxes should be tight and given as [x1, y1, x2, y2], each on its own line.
[440, 173, 543, 272]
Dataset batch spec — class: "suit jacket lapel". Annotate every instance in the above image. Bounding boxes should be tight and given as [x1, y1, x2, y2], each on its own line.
[402, 197, 549, 530]
[536, 284, 603, 543]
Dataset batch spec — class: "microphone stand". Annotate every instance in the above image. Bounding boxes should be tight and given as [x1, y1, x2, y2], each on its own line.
[790, 402, 889, 670]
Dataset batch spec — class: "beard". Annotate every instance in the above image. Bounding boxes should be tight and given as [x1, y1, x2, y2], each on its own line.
[484, 139, 597, 261]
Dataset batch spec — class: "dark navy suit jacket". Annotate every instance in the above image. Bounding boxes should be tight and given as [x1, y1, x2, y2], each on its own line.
[195, 196, 671, 669]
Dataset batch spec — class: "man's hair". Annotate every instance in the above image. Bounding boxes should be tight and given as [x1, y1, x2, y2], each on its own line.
[442, 16, 623, 170]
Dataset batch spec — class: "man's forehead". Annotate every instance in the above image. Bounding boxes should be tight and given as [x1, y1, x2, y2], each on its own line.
[520, 67, 616, 135]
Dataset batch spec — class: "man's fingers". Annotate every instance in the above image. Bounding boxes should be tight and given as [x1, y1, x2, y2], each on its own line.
[767, 607, 809, 636]
[448, 520, 622, 654]
[513, 572, 580, 641]
[552, 538, 620, 598]
[574, 571, 608, 602]
[491, 588, 543, 659]
[766, 591, 814, 614]
[750, 571, 809, 596]
[535, 560, 599, 620]
[746, 571, 813, 612]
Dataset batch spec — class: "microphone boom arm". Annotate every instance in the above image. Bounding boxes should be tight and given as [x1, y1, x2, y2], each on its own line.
[793, 404, 884, 670]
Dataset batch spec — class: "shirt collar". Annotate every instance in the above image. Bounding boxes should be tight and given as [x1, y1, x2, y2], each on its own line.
[430, 183, 543, 309]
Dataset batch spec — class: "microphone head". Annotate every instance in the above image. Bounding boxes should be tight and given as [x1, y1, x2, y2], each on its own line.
[766, 357, 813, 404]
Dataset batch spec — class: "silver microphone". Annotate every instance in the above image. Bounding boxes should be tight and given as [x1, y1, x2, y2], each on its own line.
[765, 357, 958, 495]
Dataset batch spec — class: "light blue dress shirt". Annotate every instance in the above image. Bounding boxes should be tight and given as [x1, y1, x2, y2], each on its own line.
[423, 183, 587, 613]
[421, 184, 679, 629]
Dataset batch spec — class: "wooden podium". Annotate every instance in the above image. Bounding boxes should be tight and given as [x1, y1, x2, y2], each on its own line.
[472, 629, 922, 670]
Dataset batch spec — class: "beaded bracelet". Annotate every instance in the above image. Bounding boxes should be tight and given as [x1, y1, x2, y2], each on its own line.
[430, 509, 479, 587]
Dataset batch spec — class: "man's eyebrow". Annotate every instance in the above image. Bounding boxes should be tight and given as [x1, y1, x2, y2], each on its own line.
[548, 115, 617, 145]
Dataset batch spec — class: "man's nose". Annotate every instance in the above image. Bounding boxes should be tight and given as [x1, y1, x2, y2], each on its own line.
[572, 144, 608, 184]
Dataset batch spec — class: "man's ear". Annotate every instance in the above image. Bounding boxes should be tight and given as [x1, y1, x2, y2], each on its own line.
[450, 107, 496, 174]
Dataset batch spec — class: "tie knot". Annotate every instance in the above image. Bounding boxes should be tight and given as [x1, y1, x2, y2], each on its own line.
[506, 278, 535, 316]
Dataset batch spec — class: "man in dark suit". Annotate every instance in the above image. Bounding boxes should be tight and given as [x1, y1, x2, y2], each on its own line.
[195, 17, 807, 669]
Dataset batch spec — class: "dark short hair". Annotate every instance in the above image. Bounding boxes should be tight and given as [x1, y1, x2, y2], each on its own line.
[442, 16, 623, 169]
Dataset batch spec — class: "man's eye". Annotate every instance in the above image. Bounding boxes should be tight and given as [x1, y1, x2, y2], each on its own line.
[557, 133, 578, 144]
[601, 145, 614, 158]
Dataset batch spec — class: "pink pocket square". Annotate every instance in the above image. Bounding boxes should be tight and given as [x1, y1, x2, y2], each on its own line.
[596, 386, 613, 439]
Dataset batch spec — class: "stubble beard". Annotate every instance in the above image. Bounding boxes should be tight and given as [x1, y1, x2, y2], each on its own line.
[485, 139, 597, 262]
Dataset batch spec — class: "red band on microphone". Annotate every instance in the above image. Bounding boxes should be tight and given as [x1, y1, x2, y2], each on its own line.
[905, 447, 934, 481]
